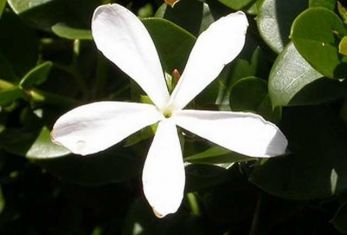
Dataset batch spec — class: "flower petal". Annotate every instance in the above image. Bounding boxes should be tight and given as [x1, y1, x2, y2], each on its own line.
[169, 11, 249, 110]
[173, 110, 288, 157]
[52, 102, 163, 155]
[142, 119, 185, 218]
[92, 4, 169, 109]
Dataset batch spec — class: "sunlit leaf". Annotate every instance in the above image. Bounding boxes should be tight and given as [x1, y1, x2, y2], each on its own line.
[257, 0, 306, 53]
[26, 127, 70, 159]
[52, 23, 92, 40]
[291, 7, 347, 78]
[268, 42, 346, 106]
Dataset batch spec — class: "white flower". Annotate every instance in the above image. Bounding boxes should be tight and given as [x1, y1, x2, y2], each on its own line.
[51, 4, 288, 218]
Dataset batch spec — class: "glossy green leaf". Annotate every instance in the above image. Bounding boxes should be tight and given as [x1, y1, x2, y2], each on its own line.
[229, 76, 267, 112]
[26, 127, 70, 159]
[229, 76, 280, 121]
[216, 46, 269, 110]
[19, 61, 53, 88]
[143, 18, 195, 74]
[268, 42, 346, 107]
[257, 0, 306, 53]
[309, 0, 336, 10]
[52, 23, 92, 40]
[7, 0, 52, 14]
[250, 105, 347, 200]
[291, 8, 347, 78]
[219, 0, 255, 10]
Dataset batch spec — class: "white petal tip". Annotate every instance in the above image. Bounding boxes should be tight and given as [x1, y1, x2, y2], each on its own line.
[152, 208, 171, 218]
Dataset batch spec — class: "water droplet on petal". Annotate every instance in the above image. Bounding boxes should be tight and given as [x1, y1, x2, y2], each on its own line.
[76, 140, 86, 152]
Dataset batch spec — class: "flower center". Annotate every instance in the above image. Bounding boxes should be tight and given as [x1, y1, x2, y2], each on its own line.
[163, 108, 172, 118]
[161, 104, 176, 118]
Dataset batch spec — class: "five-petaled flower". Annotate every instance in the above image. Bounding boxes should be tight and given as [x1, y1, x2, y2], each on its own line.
[51, 4, 288, 218]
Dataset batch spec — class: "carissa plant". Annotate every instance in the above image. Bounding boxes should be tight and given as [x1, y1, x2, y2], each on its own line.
[2, 0, 347, 234]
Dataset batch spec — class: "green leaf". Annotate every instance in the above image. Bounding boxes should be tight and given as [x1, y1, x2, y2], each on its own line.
[219, 0, 256, 10]
[257, 0, 306, 53]
[309, 0, 337, 10]
[268, 42, 346, 107]
[0, 0, 6, 17]
[229, 76, 280, 121]
[19, 61, 53, 88]
[291, 7, 347, 78]
[26, 127, 70, 159]
[0, 87, 24, 105]
[0, 80, 25, 105]
[216, 46, 269, 110]
[185, 146, 252, 167]
[339, 36, 347, 55]
[143, 18, 195, 74]
[338, 1, 347, 23]
[0, 126, 69, 158]
[229, 76, 268, 112]
[250, 105, 347, 200]
[7, 0, 51, 14]
[7, 0, 99, 30]
[52, 23, 92, 40]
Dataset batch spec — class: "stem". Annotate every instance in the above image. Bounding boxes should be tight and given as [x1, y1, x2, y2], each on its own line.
[187, 192, 200, 216]
[93, 53, 108, 98]
[73, 39, 80, 63]
[249, 193, 262, 235]
[28, 88, 78, 107]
